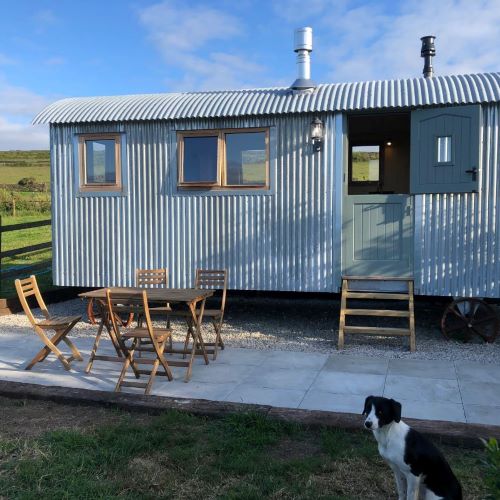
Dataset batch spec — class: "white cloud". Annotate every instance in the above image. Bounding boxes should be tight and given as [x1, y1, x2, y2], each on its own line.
[0, 79, 51, 150]
[138, 1, 270, 90]
[318, 0, 500, 82]
[0, 118, 48, 150]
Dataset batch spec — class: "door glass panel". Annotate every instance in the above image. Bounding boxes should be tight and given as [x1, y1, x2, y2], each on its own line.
[351, 145, 380, 182]
[436, 135, 451, 164]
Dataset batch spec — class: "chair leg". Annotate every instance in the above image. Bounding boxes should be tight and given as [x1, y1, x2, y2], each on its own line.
[211, 318, 224, 360]
[62, 335, 83, 361]
[182, 318, 194, 359]
[27, 328, 73, 371]
[115, 342, 139, 392]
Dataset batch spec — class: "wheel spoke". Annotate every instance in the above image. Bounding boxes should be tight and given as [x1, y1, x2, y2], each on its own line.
[471, 315, 497, 326]
[445, 323, 469, 334]
[449, 306, 467, 321]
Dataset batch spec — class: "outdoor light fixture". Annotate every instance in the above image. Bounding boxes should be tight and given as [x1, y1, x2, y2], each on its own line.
[310, 117, 324, 152]
[386, 141, 392, 146]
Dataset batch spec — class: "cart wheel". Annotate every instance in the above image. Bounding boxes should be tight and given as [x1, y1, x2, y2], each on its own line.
[86, 298, 134, 327]
[441, 298, 499, 343]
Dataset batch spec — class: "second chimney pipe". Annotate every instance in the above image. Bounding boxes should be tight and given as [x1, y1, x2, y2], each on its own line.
[421, 35, 436, 78]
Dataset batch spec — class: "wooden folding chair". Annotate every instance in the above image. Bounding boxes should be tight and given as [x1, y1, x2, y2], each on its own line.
[106, 289, 173, 395]
[136, 268, 171, 347]
[15, 275, 82, 371]
[182, 269, 228, 360]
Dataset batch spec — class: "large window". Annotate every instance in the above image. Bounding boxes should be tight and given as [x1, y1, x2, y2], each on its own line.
[178, 128, 269, 189]
[78, 133, 122, 192]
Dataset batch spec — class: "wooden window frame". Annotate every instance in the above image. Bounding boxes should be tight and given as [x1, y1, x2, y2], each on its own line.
[177, 127, 270, 190]
[78, 133, 122, 192]
[348, 142, 384, 187]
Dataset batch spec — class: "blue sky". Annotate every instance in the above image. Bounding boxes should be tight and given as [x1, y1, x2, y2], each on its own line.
[1, 0, 500, 150]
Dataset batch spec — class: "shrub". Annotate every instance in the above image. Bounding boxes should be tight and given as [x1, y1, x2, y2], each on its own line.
[482, 438, 500, 498]
[18, 177, 37, 187]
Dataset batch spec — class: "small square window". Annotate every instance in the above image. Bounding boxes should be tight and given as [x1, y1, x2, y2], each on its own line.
[181, 135, 219, 184]
[436, 135, 452, 164]
[78, 133, 122, 192]
[351, 145, 380, 183]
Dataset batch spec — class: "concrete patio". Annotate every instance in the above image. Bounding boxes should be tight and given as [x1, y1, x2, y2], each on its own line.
[0, 332, 498, 427]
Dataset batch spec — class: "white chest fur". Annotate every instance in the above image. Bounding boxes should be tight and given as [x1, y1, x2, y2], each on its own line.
[373, 421, 411, 472]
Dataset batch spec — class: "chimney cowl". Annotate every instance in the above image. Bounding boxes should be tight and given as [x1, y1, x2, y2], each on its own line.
[291, 27, 316, 90]
[420, 35, 436, 78]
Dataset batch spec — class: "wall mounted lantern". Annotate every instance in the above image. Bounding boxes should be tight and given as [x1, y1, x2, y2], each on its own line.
[310, 117, 324, 152]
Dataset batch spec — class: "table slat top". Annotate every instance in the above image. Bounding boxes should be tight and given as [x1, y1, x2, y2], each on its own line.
[79, 287, 213, 303]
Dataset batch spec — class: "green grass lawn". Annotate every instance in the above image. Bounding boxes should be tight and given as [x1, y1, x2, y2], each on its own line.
[0, 214, 53, 297]
[0, 150, 50, 184]
[0, 398, 490, 499]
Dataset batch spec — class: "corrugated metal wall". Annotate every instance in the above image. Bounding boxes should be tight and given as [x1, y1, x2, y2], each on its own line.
[414, 103, 500, 297]
[51, 113, 339, 291]
[51, 104, 500, 297]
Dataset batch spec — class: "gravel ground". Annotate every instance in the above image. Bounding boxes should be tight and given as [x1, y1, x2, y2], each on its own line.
[1, 296, 499, 364]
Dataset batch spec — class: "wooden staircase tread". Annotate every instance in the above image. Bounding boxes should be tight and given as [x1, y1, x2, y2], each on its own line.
[343, 326, 411, 336]
[345, 292, 410, 300]
[342, 276, 414, 281]
[344, 308, 410, 317]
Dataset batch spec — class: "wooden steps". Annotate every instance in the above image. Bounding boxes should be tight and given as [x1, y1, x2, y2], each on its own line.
[338, 276, 416, 352]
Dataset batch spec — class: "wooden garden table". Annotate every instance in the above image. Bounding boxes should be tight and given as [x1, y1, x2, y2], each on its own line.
[79, 287, 214, 382]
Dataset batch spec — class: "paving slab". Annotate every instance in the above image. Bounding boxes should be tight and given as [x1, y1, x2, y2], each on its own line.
[264, 350, 329, 369]
[323, 355, 388, 375]
[225, 384, 306, 408]
[459, 381, 500, 406]
[463, 404, 500, 426]
[384, 375, 462, 404]
[299, 390, 366, 414]
[242, 366, 320, 390]
[311, 370, 386, 395]
[388, 358, 456, 379]
[455, 360, 500, 384]
[396, 399, 466, 423]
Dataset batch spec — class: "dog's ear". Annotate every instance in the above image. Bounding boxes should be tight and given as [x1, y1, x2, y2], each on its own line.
[390, 399, 402, 423]
[362, 396, 374, 415]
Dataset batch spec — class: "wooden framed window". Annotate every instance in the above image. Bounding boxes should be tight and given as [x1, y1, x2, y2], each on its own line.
[177, 128, 269, 190]
[78, 133, 122, 192]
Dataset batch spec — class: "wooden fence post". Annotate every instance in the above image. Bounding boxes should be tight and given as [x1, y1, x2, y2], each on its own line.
[12, 198, 16, 218]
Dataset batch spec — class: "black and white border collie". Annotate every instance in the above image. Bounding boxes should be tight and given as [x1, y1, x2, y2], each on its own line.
[363, 396, 462, 500]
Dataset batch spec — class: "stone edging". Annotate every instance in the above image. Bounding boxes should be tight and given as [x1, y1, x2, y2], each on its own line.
[0, 380, 498, 448]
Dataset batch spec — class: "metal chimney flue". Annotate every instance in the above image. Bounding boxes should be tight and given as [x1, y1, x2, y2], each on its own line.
[421, 35, 436, 78]
[291, 27, 316, 90]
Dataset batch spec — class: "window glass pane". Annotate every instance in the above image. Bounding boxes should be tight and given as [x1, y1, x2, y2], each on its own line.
[225, 132, 266, 186]
[85, 139, 116, 184]
[183, 136, 218, 183]
[437, 136, 451, 163]
[351, 145, 380, 182]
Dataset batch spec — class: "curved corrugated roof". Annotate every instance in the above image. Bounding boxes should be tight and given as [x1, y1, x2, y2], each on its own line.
[33, 72, 500, 124]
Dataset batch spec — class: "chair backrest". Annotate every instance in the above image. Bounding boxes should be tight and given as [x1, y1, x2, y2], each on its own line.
[106, 289, 157, 349]
[195, 269, 228, 313]
[136, 268, 168, 288]
[14, 275, 50, 326]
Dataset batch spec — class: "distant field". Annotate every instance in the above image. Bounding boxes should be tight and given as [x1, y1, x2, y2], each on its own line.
[0, 150, 50, 184]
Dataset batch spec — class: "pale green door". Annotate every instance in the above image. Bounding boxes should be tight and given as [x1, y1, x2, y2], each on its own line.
[342, 194, 413, 277]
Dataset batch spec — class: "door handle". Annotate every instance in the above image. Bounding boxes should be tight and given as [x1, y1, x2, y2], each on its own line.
[465, 167, 477, 181]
